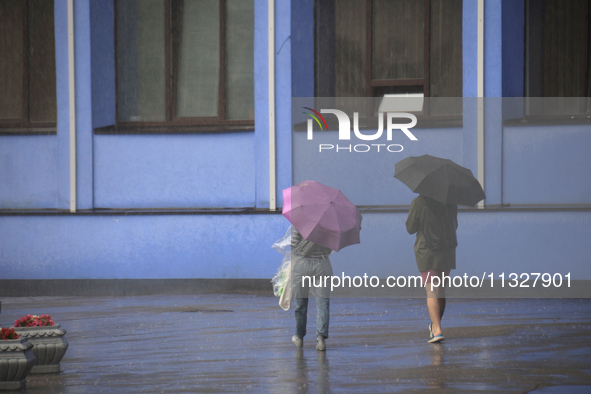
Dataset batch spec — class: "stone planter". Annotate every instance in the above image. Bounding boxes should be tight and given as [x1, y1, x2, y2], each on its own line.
[0, 338, 36, 391]
[13, 325, 68, 374]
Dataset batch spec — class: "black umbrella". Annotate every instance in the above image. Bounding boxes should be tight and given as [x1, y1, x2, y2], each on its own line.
[394, 154, 486, 206]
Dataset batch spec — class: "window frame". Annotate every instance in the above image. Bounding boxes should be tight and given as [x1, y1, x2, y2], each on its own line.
[314, 0, 463, 121]
[364, 0, 431, 100]
[113, 0, 255, 130]
[0, 0, 57, 134]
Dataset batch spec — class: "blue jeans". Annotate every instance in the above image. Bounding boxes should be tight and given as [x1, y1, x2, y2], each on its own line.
[291, 255, 332, 339]
[294, 296, 330, 339]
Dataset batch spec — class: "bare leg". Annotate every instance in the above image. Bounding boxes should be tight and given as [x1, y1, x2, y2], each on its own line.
[426, 285, 446, 336]
[426, 296, 443, 336]
[439, 297, 446, 320]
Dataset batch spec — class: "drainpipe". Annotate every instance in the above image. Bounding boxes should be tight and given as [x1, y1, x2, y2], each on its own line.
[268, 0, 276, 211]
[68, 0, 77, 213]
[477, 0, 484, 209]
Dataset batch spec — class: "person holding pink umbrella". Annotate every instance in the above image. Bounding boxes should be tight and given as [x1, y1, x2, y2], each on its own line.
[282, 181, 362, 351]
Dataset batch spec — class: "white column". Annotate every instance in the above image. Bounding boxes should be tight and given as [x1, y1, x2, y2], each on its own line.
[477, 0, 485, 208]
[268, 0, 276, 211]
[68, 0, 77, 213]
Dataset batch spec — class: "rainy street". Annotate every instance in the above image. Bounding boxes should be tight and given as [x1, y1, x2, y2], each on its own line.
[2, 0, 591, 392]
[2, 294, 590, 393]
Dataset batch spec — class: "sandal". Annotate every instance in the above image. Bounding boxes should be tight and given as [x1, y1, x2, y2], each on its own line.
[428, 334, 445, 343]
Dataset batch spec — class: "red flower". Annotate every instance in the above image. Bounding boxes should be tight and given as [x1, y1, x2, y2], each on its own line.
[13, 314, 55, 327]
[0, 328, 19, 340]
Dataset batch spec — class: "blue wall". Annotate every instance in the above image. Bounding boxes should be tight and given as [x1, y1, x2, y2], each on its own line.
[254, 0, 292, 208]
[1, 0, 590, 284]
[462, 0, 477, 98]
[291, 116, 464, 206]
[288, 0, 591, 281]
[0, 0, 285, 211]
[501, 0, 524, 97]
[0, 0, 293, 281]
[0, 136, 58, 208]
[93, 133, 256, 208]
[290, 0, 314, 98]
[0, 214, 287, 279]
[329, 211, 591, 279]
[90, 0, 116, 130]
[3, 210, 589, 280]
[503, 124, 591, 205]
[290, 97, 591, 279]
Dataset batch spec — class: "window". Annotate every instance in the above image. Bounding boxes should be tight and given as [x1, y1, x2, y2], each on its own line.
[315, 0, 462, 116]
[525, 0, 591, 116]
[115, 0, 254, 128]
[0, 0, 57, 131]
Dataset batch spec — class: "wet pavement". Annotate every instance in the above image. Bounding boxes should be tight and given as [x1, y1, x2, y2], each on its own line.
[1, 294, 590, 393]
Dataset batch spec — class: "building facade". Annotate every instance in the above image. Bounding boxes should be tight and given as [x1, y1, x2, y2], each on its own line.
[1, 0, 590, 295]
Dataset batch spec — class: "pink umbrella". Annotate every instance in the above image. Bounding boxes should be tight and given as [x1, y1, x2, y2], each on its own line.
[282, 181, 362, 251]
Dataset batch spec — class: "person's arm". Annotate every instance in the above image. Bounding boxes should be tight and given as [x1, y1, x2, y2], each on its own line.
[406, 198, 421, 234]
[291, 227, 303, 248]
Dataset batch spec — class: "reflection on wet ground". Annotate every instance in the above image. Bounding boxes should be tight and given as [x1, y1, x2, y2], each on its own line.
[1, 295, 590, 393]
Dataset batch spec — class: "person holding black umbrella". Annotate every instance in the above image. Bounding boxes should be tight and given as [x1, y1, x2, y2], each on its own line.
[394, 155, 485, 343]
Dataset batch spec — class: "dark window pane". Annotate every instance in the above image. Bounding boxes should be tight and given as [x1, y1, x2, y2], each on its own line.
[543, 0, 585, 98]
[589, 15, 591, 111]
[430, 0, 462, 97]
[334, 0, 366, 97]
[372, 0, 425, 80]
[315, 0, 335, 97]
[0, 0, 25, 121]
[29, 0, 56, 123]
[226, 0, 254, 120]
[526, 0, 589, 115]
[430, 0, 462, 115]
[322, 0, 462, 110]
[176, 0, 220, 118]
[525, 0, 543, 97]
[117, 0, 166, 122]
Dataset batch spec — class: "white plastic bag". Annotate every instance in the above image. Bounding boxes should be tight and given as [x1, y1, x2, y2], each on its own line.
[272, 225, 292, 255]
[278, 265, 293, 311]
[271, 257, 290, 297]
[271, 226, 293, 310]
